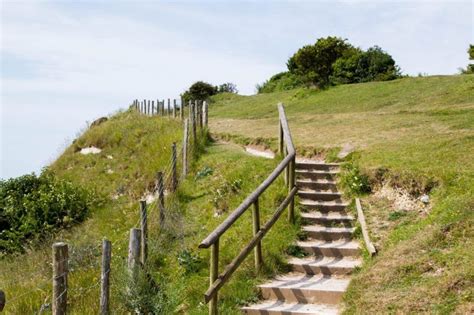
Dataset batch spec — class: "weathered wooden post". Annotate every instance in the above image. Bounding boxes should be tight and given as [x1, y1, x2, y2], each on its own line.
[128, 228, 141, 282]
[191, 103, 197, 148]
[167, 98, 171, 116]
[100, 239, 111, 315]
[209, 239, 219, 315]
[180, 97, 184, 120]
[203, 101, 208, 127]
[148, 100, 151, 115]
[140, 200, 148, 264]
[52, 242, 68, 315]
[288, 156, 295, 223]
[198, 100, 203, 129]
[156, 171, 165, 228]
[252, 198, 263, 270]
[173, 99, 177, 118]
[151, 100, 155, 116]
[188, 100, 192, 121]
[171, 143, 178, 192]
[143, 99, 146, 114]
[182, 119, 189, 178]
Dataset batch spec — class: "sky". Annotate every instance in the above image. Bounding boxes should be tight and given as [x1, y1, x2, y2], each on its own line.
[1, 0, 473, 179]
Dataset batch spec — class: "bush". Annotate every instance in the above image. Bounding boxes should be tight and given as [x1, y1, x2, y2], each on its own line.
[340, 163, 371, 196]
[256, 72, 304, 93]
[331, 46, 400, 84]
[182, 81, 238, 103]
[0, 171, 96, 254]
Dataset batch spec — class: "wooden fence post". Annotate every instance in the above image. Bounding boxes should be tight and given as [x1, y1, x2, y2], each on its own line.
[173, 99, 177, 118]
[188, 100, 192, 121]
[148, 100, 151, 116]
[171, 143, 178, 192]
[198, 100, 203, 129]
[192, 103, 197, 147]
[52, 242, 68, 315]
[156, 171, 165, 228]
[100, 239, 111, 315]
[140, 200, 148, 265]
[252, 198, 263, 270]
[182, 119, 189, 178]
[152, 100, 155, 116]
[209, 239, 219, 315]
[203, 101, 208, 127]
[167, 98, 171, 116]
[128, 228, 141, 281]
[180, 97, 184, 120]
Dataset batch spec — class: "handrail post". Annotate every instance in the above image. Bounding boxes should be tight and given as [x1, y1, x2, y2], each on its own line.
[279, 121, 284, 157]
[288, 156, 296, 223]
[284, 147, 289, 185]
[252, 198, 263, 270]
[209, 239, 219, 315]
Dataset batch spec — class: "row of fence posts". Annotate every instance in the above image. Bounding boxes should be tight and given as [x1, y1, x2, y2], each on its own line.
[40, 98, 209, 315]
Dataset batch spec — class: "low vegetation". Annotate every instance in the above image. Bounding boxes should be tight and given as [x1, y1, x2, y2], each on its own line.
[0, 172, 97, 255]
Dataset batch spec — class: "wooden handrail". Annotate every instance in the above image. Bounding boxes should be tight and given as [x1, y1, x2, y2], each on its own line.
[199, 103, 297, 315]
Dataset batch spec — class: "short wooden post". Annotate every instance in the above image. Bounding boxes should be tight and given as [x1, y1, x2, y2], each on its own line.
[182, 119, 189, 178]
[100, 239, 111, 315]
[288, 156, 296, 223]
[156, 171, 165, 228]
[140, 200, 148, 264]
[171, 143, 178, 191]
[161, 100, 164, 116]
[209, 239, 219, 315]
[143, 99, 146, 114]
[128, 228, 141, 281]
[180, 97, 184, 120]
[151, 100, 155, 116]
[167, 98, 171, 116]
[188, 100, 192, 121]
[192, 103, 197, 146]
[252, 198, 263, 270]
[203, 101, 208, 127]
[52, 242, 68, 315]
[147, 100, 151, 115]
[173, 99, 177, 118]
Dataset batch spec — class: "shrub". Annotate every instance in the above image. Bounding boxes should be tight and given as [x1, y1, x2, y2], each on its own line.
[256, 72, 304, 93]
[340, 163, 371, 196]
[332, 46, 400, 84]
[182, 81, 238, 103]
[0, 171, 96, 254]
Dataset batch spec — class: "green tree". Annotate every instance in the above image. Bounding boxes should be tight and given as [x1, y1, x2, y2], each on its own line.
[217, 82, 238, 94]
[287, 36, 356, 87]
[182, 81, 217, 103]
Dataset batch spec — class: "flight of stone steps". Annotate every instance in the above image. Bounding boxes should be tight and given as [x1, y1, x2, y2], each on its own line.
[242, 161, 361, 315]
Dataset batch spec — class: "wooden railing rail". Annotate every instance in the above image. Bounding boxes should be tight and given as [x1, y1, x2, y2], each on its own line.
[199, 103, 296, 315]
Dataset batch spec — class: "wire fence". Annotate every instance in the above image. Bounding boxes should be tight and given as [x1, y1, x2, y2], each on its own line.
[1, 98, 209, 314]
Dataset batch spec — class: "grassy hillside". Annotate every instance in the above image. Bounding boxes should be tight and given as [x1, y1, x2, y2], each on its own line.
[209, 75, 474, 313]
[1, 110, 298, 314]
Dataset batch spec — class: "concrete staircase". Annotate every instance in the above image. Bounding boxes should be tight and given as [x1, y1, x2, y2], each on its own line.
[242, 161, 361, 314]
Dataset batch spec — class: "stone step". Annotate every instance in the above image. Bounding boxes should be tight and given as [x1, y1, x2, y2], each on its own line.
[242, 301, 339, 315]
[302, 226, 355, 241]
[296, 179, 338, 191]
[295, 162, 340, 172]
[297, 239, 360, 257]
[298, 190, 342, 201]
[296, 170, 339, 181]
[301, 212, 354, 225]
[259, 273, 349, 304]
[289, 256, 362, 276]
[300, 200, 349, 212]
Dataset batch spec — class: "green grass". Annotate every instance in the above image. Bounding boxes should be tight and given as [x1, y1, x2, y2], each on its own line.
[0, 110, 298, 314]
[209, 75, 474, 313]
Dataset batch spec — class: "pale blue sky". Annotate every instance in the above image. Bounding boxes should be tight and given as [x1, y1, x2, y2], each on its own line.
[1, 0, 473, 179]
